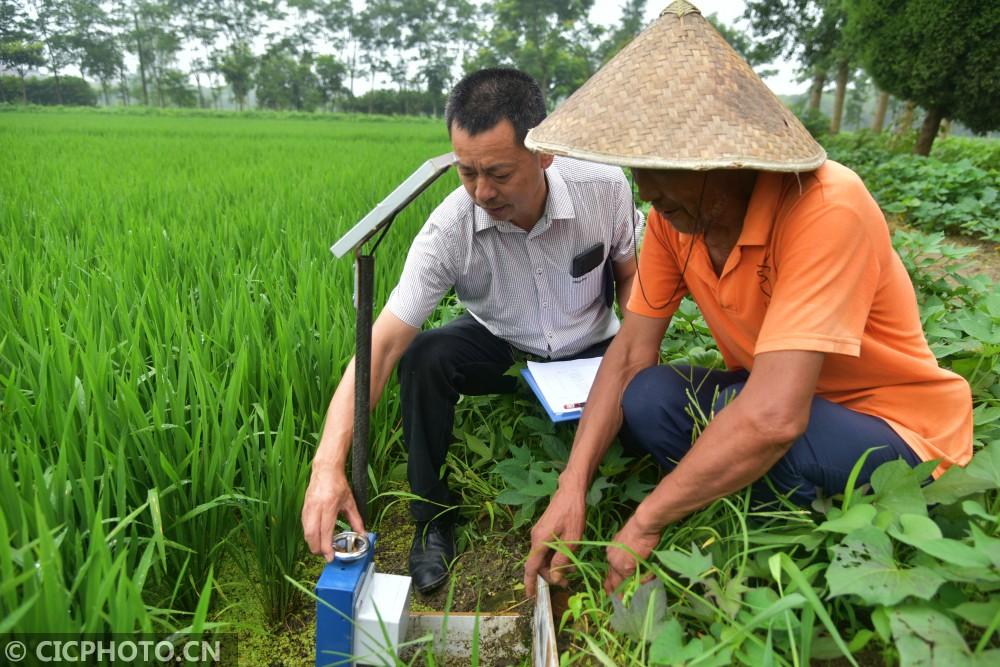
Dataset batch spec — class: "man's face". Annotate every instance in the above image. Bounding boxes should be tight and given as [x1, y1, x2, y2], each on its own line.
[451, 119, 553, 229]
[631, 168, 710, 234]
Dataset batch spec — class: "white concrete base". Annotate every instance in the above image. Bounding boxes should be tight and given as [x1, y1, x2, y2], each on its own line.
[533, 576, 558, 667]
[353, 571, 412, 664]
[404, 611, 528, 664]
[394, 576, 557, 667]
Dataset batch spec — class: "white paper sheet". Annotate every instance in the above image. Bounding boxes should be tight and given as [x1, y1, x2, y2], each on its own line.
[526, 356, 603, 415]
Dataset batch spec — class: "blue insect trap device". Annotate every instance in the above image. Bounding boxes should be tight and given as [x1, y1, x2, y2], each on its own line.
[315, 532, 413, 666]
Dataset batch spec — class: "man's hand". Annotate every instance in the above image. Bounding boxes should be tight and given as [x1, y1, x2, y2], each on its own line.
[603, 513, 663, 596]
[301, 310, 420, 561]
[301, 463, 365, 562]
[524, 487, 587, 596]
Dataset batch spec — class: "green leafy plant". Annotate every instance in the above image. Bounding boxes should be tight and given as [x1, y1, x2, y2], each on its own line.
[825, 131, 1000, 241]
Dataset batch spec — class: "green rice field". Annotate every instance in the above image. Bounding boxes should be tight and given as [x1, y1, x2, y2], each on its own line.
[2, 109, 999, 666]
[0, 110, 459, 658]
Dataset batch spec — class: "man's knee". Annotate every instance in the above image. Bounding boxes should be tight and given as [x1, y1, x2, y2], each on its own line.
[398, 329, 451, 380]
[622, 366, 662, 428]
[622, 366, 695, 448]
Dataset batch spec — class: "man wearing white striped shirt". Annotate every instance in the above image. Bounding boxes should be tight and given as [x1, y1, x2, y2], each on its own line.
[302, 68, 644, 593]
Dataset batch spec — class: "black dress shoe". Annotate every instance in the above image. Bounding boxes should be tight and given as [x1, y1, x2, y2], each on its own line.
[408, 521, 455, 594]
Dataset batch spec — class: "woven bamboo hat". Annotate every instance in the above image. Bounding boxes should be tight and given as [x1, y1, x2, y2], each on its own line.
[525, 1, 826, 172]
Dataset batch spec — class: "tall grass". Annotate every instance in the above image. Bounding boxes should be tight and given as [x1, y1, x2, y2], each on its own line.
[0, 110, 453, 633]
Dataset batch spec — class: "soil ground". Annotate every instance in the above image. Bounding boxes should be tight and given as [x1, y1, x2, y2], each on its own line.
[370, 500, 531, 614]
[225, 500, 534, 666]
[887, 216, 1000, 282]
[948, 234, 1000, 282]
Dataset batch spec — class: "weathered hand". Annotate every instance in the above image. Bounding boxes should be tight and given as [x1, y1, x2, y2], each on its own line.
[604, 514, 662, 596]
[523, 488, 587, 597]
[301, 464, 365, 562]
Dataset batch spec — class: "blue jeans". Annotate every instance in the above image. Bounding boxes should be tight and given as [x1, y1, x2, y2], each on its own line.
[620, 365, 922, 505]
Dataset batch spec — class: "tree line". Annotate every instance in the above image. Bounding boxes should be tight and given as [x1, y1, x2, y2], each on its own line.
[742, 0, 998, 155]
[1, 0, 996, 154]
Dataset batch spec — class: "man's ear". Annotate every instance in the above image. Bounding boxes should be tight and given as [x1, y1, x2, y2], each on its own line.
[539, 153, 554, 169]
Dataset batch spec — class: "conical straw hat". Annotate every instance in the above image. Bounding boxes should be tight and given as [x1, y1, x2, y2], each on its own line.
[525, 1, 826, 172]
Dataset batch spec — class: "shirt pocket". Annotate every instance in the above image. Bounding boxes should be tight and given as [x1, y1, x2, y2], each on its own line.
[563, 264, 604, 314]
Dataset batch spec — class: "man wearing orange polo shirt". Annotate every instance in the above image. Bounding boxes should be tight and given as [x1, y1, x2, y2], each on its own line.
[522, 1, 973, 597]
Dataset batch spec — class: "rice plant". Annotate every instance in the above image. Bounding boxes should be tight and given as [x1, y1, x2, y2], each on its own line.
[0, 109, 453, 636]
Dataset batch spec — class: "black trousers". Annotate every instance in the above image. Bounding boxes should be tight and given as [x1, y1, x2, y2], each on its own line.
[397, 313, 611, 523]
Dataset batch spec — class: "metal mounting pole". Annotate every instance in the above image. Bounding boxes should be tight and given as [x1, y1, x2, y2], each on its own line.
[331, 153, 454, 526]
[352, 251, 374, 523]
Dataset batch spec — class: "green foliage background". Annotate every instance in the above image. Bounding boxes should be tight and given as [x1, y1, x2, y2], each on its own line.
[0, 75, 97, 106]
[845, 0, 1000, 134]
[825, 132, 1000, 242]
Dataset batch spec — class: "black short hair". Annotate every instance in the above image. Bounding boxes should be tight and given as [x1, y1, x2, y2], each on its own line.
[445, 68, 546, 146]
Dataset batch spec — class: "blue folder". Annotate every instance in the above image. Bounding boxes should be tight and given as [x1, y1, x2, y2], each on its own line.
[520, 368, 582, 423]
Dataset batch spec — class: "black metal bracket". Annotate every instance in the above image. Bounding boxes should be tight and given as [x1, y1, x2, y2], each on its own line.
[350, 215, 397, 522]
[331, 152, 455, 525]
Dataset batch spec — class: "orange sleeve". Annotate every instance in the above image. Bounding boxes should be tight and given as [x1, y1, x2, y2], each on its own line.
[755, 201, 880, 357]
[626, 209, 689, 319]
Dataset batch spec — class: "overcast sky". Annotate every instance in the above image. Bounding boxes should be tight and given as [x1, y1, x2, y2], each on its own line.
[590, 0, 804, 96]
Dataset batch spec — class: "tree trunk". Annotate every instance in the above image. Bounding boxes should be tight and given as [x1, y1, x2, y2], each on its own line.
[39, 26, 64, 104]
[118, 68, 130, 106]
[153, 61, 164, 107]
[872, 90, 889, 132]
[368, 66, 374, 114]
[939, 118, 952, 138]
[808, 69, 827, 111]
[52, 71, 63, 104]
[101, 80, 111, 105]
[195, 71, 205, 108]
[829, 61, 849, 134]
[895, 100, 916, 135]
[19, 73, 28, 103]
[133, 13, 149, 106]
[914, 107, 943, 156]
[349, 42, 357, 97]
[136, 49, 149, 104]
